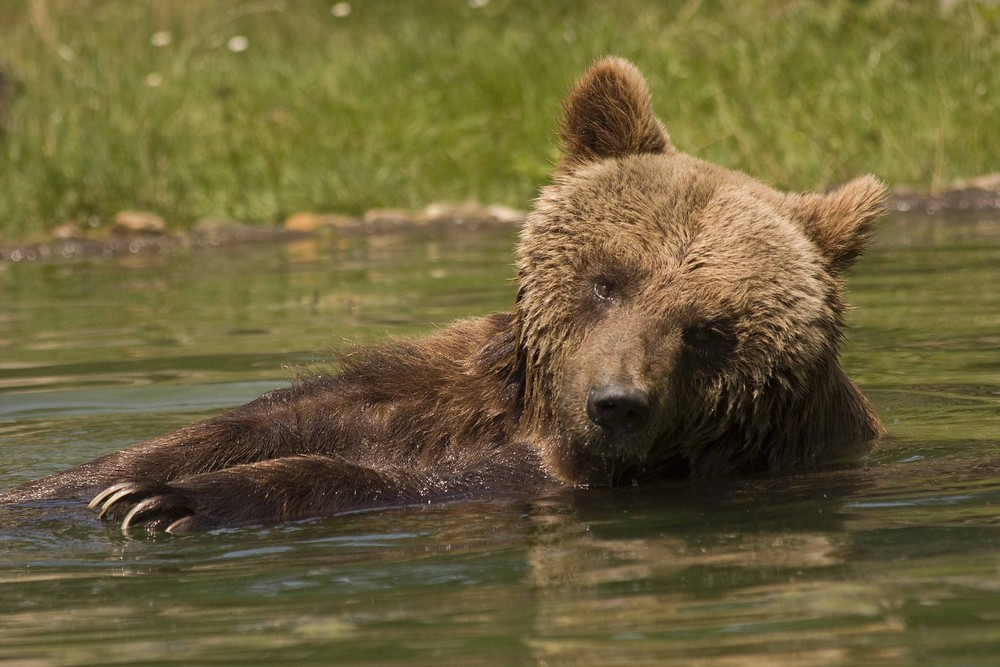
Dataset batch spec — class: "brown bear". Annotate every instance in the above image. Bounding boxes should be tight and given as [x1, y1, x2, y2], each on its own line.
[0, 57, 886, 533]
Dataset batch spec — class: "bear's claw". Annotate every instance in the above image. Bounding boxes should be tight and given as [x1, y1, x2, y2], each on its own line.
[88, 480, 139, 512]
[121, 495, 192, 532]
[89, 481, 197, 534]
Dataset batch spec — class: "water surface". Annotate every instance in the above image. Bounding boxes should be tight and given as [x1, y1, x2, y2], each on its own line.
[0, 215, 998, 665]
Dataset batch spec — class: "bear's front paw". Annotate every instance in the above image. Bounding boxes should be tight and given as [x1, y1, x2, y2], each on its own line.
[88, 481, 217, 534]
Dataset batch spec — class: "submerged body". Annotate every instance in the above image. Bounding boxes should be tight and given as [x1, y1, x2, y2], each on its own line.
[0, 58, 885, 532]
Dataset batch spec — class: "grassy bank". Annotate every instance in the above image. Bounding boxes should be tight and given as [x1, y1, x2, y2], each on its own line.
[0, 0, 997, 240]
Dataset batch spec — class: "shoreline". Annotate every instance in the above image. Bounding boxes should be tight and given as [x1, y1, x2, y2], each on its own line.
[2, 185, 998, 264]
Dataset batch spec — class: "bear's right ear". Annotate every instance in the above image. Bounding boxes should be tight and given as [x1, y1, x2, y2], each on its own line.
[558, 57, 673, 172]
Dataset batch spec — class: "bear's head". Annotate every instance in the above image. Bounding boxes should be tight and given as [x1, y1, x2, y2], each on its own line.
[516, 57, 885, 483]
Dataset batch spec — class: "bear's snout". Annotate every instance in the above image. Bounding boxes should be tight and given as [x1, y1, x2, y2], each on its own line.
[586, 384, 651, 434]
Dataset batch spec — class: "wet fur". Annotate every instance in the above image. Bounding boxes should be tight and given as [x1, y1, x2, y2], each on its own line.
[0, 57, 885, 531]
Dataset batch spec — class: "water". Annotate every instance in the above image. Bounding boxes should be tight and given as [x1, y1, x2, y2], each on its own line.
[0, 215, 998, 665]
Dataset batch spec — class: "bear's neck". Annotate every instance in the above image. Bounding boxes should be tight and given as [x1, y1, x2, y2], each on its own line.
[689, 357, 884, 477]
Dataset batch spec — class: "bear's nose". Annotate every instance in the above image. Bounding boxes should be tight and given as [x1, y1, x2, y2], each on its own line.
[587, 385, 650, 434]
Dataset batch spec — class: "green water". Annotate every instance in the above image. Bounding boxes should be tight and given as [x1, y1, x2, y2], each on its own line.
[0, 216, 998, 665]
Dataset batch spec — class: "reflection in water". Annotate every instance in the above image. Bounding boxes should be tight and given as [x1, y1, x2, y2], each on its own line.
[0, 215, 998, 664]
[521, 454, 1000, 664]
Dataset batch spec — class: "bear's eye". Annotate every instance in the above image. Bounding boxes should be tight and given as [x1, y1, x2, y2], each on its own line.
[682, 319, 737, 361]
[593, 279, 618, 303]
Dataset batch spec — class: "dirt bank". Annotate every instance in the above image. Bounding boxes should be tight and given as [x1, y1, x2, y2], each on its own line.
[2, 185, 998, 264]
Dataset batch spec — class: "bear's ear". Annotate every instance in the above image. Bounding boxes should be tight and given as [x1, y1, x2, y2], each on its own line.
[558, 57, 673, 171]
[785, 175, 887, 273]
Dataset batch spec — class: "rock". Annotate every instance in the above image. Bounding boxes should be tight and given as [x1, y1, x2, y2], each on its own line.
[485, 204, 525, 224]
[948, 173, 1000, 192]
[111, 210, 167, 235]
[283, 212, 327, 232]
[421, 202, 474, 222]
[421, 201, 526, 227]
[51, 222, 84, 239]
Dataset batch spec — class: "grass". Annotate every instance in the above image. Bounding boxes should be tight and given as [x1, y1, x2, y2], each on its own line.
[0, 0, 997, 241]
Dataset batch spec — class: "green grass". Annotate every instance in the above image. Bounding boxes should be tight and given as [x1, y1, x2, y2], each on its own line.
[0, 0, 997, 241]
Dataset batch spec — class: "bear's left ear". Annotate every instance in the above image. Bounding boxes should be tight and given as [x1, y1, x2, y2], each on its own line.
[785, 175, 887, 273]
[558, 56, 673, 171]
